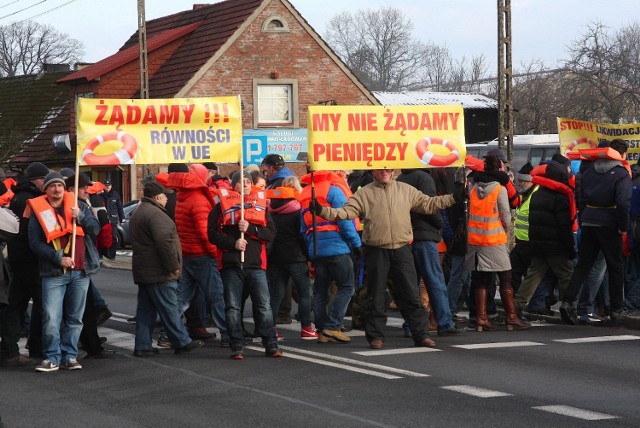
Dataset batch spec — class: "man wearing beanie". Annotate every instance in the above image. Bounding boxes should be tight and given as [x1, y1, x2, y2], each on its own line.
[1, 162, 49, 367]
[129, 180, 204, 356]
[28, 172, 101, 372]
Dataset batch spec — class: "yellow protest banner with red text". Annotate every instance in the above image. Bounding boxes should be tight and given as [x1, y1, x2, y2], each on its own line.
[77, 97, 242, 165]
[308, 105, 466, 170]
[557, 117, 640, 164]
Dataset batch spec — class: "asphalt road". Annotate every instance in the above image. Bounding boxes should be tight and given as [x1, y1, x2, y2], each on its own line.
[2, 266, 640, 427]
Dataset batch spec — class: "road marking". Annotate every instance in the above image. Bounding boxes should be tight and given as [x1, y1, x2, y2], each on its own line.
[99, 327, 135, 349]
[533, 405, 617, 420]
[271, 345, 430, 378]
[246, 347, 401, 380]
[354, 348, 441, 356]
[452, 341, 545, 350]
[441, 385, 512, 398]
[554, 335, 640, 344]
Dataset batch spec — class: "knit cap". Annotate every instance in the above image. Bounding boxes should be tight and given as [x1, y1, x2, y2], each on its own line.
[516, 162, 534, 182]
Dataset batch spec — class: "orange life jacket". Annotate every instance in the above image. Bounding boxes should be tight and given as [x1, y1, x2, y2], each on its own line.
[266, 186, 298, 200]
[299, 170, 361, 232]
[0, 177, 16, 206]
[26, 192, 84, 243]
[467, 186, 507, 246]
[579, 147, 632, 176]
[215, 188, 267, 227]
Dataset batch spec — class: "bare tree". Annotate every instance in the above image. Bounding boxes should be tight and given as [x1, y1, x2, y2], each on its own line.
[325, 7, 429, 91]
[0, 21, 83, 77]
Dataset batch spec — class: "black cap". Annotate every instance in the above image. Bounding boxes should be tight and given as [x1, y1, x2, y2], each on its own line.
[261, 154, 285, 167]
[202, 162, 218, 171]
[59, 167, 75, 179]
[103, 179, 112, 186]
[144, 181, 173, 198]
[69, 173, 93, 188]
[552, 153, 570, 166]
[26, 162, 50, 180]
[168, 163, 189, 173]
[484, 148, 507, 163]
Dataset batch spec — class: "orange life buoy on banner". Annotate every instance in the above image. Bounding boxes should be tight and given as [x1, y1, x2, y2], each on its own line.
[564, 137, 596, 155]
[416, 137, 460, 167]
[81, 131, 138, 165]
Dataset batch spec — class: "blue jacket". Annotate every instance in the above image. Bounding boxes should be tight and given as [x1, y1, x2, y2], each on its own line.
[267, 166, 294, 188]
[578, 159, 631, 231]
[29, 199, 101, 277]
[301, 184, 361, 259]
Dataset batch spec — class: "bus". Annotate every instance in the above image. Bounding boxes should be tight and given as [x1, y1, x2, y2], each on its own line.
[466, 134, 560, 173]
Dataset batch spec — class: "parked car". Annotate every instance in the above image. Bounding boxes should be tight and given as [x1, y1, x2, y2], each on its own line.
[115, 200, 139, 248]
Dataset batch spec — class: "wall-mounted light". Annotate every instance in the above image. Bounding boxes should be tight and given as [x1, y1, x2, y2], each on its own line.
[270, 70, 279, 79]
[52, 133, 71, 154]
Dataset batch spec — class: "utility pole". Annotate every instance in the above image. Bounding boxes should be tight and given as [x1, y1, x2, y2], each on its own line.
[497, 0, 514, 162]
[138, 0, 149, 99]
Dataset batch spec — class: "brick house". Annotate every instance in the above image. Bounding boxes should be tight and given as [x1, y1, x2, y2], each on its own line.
[36, 0, 377, 200]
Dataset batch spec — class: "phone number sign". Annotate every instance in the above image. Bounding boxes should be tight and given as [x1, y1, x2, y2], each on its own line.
[243, 128, 308, 165]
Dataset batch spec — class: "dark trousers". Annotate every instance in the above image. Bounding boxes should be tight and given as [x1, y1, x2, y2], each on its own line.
[0, 266, 42, 359]
[510, 241, 532, 294]
[564, 226, 624, 311]
[79, 282, 103, 355]
[364, 245, 429, 343]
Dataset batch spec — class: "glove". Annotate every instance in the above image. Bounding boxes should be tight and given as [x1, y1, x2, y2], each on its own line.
[454, 167, 466, 185]
[453, 182, 466, 205]
[352, 246, 363, 259]
[309, 199, 323, 216]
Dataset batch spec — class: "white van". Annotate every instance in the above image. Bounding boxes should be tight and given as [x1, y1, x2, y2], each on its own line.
[466, 134, 560, 172]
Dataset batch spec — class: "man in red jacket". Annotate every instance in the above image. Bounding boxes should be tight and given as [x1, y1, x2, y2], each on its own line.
[167, 164, 229, 346]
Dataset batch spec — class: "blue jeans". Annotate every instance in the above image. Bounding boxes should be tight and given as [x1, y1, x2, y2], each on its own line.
[221, 268, 276, 350]
[41, 270, 89, 364]
[135, 280, 191, 350]
[625, 250, 640, 308]
[177, 256, 227, 338]
[313, 254, 355, 331]
[412, 241, 455, 332]
[269, 262, 312, 327]
[577, 251, 608, 315]
[447, 254, 471, 313]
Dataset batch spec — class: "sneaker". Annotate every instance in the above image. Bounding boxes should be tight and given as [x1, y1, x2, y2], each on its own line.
[188, 326, 217, 342]
[403, 324, 412, 338]
[265, 347, 284, 358]
[35, 359, 59, 372]
[95, 306, 113, 326]
[231, 348, 244, 360]
[60, 358, 83, 370]
[133, 348, 160, 357]
[578, 312, 605, 323]
[174, 340, 204, 354]
[220, 336, 231, 348]
[317, 332, 335, 343]
[560, 302, 578, 325]
[611, 307, 631, 320]
[1, 354, 35, 367]
[322, 328, 351, 343]
[275, 328, 284, 341]
[301, 325, 318, 340]
[157, 335, 172, 348]
[438, 326, 468, 337]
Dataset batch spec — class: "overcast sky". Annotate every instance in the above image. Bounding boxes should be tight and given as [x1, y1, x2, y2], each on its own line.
[1, 0, 637, 72]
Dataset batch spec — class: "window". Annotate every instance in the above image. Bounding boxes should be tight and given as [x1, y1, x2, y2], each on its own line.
[262, 15, 290, 33]
[253, 79, 299, 127]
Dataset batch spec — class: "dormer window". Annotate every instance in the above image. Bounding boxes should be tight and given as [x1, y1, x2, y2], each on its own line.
[262, 15, 289, 33]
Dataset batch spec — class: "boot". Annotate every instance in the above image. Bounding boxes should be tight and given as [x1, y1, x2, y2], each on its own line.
[500, 287, 531, 330]
[474, 288, 496, 332]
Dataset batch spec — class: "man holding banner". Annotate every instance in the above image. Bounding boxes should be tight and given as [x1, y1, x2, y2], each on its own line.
[311, 168, 464, 349]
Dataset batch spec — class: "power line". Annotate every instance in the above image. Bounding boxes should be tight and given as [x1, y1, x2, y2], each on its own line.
[0, 0, 22, 11]
[15, 0, 77, 24]
[0, 0, 47, 20]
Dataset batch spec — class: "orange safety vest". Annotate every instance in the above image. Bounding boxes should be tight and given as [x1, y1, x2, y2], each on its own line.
[266, 186, 298, 200]
[26, 192, 84, 243]
[215, 188, 267, 227]
[467, 186, 507, 246]
[0, 177, 16, 206]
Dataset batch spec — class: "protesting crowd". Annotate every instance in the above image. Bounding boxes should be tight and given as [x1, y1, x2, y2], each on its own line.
[1, 137, 639, 371]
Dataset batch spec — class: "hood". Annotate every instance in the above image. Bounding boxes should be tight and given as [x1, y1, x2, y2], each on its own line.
[472, 181, 500, 199]
[11, 176, 43, 195]
[594, 159, 623, 174]
[189, 164, 209, 184]
[630, 163, 640, 180]
[167, 172, 208, 192]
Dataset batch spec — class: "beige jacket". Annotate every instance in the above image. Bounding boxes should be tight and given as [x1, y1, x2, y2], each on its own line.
[320, 177, 455, 249]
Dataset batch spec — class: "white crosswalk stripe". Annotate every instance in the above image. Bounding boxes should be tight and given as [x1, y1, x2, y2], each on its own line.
[532, 405, 617, 421]
[441, 385, 512, 398]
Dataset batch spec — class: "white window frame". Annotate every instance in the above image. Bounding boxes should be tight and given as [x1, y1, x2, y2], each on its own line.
[253, 78, 299, 128]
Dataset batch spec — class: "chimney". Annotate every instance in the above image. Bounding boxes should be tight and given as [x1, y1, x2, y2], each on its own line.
[193, 4, 211, 10]
[42, 63, 71, 73]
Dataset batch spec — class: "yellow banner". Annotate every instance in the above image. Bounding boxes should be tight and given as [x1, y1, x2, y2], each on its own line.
[307, 105, 466, 170]
[77, 97, 242, 165]
[557, 117, 640, 164]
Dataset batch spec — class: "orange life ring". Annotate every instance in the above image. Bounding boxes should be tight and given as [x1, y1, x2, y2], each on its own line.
[416, 137, 460, 167]
[81, 131, 137, 165]
[564, 137, 596, 155]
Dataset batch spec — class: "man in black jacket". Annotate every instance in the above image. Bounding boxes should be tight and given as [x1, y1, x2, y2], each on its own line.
[0, 162, 48, 366]
[397, 169, 465, 337]
[514, 161, 575, 311]
[561, 139, 632, 323]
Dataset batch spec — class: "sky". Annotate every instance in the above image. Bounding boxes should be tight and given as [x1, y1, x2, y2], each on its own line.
[1, 0, 638, 72]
